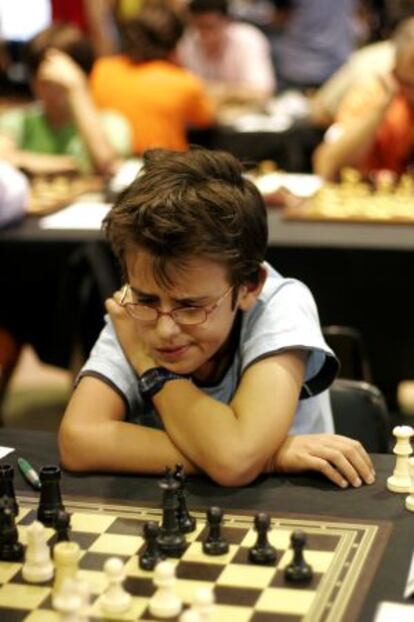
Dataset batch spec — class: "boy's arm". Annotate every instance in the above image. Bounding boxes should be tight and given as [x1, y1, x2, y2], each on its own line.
[106, 296, 374, 487]
[58, 376, 197, 474]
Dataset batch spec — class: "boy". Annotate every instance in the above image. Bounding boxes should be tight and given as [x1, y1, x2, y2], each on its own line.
[59, 148, 375, 488]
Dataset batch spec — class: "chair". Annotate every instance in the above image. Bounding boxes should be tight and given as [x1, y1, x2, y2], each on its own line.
[330, 378, 391, 453]
[323, 325, 372, 383]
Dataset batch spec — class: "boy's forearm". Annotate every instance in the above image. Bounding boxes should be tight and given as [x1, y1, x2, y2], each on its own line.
[59, 418, 197, 474]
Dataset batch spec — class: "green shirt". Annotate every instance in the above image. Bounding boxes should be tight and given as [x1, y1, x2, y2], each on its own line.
[0, 103, 132, 173]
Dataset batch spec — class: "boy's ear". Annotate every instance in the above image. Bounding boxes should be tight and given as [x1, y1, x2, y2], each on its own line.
[237, 265, 267, 311]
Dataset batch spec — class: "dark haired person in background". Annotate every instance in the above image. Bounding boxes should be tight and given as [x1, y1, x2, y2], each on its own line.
[0, 23, 131, 175]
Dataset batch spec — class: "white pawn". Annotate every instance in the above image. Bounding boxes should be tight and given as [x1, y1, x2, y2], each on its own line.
[180, 609, 202, 622]
[53, 577, 82, 621]
[387, 425, 414, 493]
[405, 457, 414, 512]
[149, 560, 182, 619]
[101, 557, 131, 614]
[22, 520, 54, 583]
[191, 586, 215, 621]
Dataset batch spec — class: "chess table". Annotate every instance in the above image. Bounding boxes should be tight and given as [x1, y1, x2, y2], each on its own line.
[0, 429, 412, 622]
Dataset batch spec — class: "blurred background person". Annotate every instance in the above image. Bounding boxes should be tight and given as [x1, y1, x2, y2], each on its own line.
[90, 2, 215, 154]
[313, 17, 414, 181]
[0, 23, 132, 175]
[177, 0, 275, 107]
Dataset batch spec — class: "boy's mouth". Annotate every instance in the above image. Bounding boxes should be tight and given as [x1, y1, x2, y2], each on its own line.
[155, 345, 191, 361]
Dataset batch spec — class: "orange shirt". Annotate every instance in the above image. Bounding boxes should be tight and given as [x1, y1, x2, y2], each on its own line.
[337, 78, 414, 175]
[90, 56, 214, 154]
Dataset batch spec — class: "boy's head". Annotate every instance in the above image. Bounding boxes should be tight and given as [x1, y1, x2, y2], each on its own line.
[25, 23, 94, 79]
[105, 147, 268, 379]
[119, 3, 184, 62]
[104, 148, 268, 291]
[186, 0, 230, 54]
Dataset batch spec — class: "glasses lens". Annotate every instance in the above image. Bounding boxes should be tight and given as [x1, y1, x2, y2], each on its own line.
[126, 304, 158, 321]
[173, 308, 207, 325]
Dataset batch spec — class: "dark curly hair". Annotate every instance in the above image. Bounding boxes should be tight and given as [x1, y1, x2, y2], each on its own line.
[104, 148, 268, 289]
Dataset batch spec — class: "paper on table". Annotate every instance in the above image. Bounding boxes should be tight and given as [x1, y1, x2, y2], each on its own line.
[39, 202, 111, 230]
[374, 601, 414, 621]
[0, 446, 15, 459]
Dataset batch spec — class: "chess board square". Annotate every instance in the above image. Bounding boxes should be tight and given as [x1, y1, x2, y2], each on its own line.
[88, 533, 142, 556]
[91, 594, 148, 620]
[124, 575, 154, 597]
[217, 564, 275, 588]
[71, 530, 103, 551]
[307, 534, 339, 551]
[255, 586, 315, 614]
[16, 508, 36, 525]
[0, 583, 50, 609]
[70, 512, 116, 533]
[106, 517, 147, 536]
[22, 611, 59, 622]
[123, 555, 179, 578]
[0, 562, 21, 584]
[207, 604, 253, 622]
[173, 578, 214, 603]
[279, 549, 334, 573]
[197, 525, 249, 546]
[214, 584, 261, 607]
[250, 612, 302, 622]
[176, 561, 224, 582]
[230, 545, 279, 566]
[182, 541, 237, 565]
[80, 551, 128, 572]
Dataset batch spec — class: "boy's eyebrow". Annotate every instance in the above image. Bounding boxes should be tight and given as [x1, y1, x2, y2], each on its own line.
[129, 286, 212, 305]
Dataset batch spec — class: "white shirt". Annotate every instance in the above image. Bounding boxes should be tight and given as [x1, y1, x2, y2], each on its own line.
[177, 22, 276, 94]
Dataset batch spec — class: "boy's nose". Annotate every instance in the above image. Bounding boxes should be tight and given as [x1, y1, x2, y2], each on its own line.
[155, 313, 182, 338]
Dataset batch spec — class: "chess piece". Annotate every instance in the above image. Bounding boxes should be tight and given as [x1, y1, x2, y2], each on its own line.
[53, 541, 80, 602]
[0, 464, 18, 516]
[405, 457, 414, 512]
[248, 512, 277, 565]
[101, 557, 132, 614]
[174, 464, 197, 533]
[139, 520, 166, 571]
[149, 560, 182, 619]
[37, 465, 65, 527]
[157, 468, 188, 557]
[202, 506, 229, 555]
[284, 530, 313, 583]
[53, 577, 82, 621]
[387, 425, 414, 493]
[0, 502, 24, 561]
[55, 509, 71, 543]
[180, 609, 202, 622]
[22, 520, 54, 582]
[73, 574, 91, 622]
[191, 586, 215, 621]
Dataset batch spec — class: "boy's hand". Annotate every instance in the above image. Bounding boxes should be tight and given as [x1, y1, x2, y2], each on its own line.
[37, 49, 87, 92]
[105, 289, 158, 375]
[272, 434, 375, 489]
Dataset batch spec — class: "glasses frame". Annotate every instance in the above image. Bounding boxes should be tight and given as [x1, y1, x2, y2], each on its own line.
[120, 284, 234, 326]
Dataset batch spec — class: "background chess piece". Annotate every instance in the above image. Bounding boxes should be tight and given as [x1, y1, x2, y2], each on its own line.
[387, 426, 414, 493]
[37, 465, 65, 527]
[0, 464, 18, 516]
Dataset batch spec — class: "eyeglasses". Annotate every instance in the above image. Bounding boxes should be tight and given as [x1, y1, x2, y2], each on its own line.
[120, 284, 233, 326]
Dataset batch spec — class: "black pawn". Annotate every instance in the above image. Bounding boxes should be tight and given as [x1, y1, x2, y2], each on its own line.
[139, 521, 166, 571]
[202, 506, 229, 556]
[0, 502, 23, 561]
[284, 530, 313, 583]
[248, 512, 277, 565]
[156, 468, 187, 557]
[37, 465, 65, 528]
[174, 464, 196, 533]
[0, 464, 18, 516]
[55, 509, 71, 543]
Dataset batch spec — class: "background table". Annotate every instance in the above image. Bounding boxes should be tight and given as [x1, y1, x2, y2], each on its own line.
[0, 428, 412, 622]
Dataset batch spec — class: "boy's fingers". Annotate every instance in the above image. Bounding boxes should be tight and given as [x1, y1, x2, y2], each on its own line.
[306, 456, 349, 489]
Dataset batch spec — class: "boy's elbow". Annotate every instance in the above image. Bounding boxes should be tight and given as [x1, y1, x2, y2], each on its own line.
[58, 422, 90, 472]
[203, 449, 265, 487]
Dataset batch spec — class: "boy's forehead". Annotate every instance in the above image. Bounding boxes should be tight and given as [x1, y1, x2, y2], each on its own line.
[125, 248, 231, 292]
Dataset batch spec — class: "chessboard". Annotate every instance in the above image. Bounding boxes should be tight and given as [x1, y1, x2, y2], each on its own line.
[283, 169, 414, 225]
[27, 174, 104, 216]
[0, 495, 391, 622]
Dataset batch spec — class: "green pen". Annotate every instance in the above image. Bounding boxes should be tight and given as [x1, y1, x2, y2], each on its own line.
[17, 457, 41, 490]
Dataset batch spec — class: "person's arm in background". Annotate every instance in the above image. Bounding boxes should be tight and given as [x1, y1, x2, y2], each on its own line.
[313, 75, 397, 181]
[0, 131, 78, 174]
[38, 49, 122, 175]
